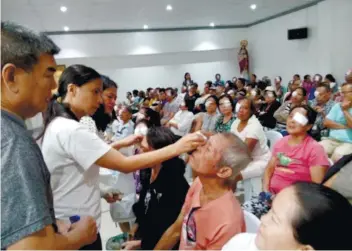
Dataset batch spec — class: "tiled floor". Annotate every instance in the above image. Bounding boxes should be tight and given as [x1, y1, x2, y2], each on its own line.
[100, 199, 122, 250]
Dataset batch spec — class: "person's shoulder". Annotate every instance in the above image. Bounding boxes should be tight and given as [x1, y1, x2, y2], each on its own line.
[305, 136, 325, 151]
[48, 117, 88, 137]
[222, 233, 257, 251]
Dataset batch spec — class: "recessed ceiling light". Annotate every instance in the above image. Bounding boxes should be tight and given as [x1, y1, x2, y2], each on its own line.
[166, 5, 173, 11]
[63, 26, 69, 32]
[60, 6, 67, 12]
[209, 22, 215, 27]
[143, 25, 149, 29]
[250, 4, 257, 10]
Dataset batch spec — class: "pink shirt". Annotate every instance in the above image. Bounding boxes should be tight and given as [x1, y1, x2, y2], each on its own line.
[269, 135, 329, 194]
[179, 178, 245, 250]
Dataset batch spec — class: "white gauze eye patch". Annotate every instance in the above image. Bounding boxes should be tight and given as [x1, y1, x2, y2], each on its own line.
[235, 103, 241, 113]
[267, 92, 274, 98]
[166, 90, 172, 96]
[227, 90, 235, 95]
[314, 76, 320, 82]
[292, 91, 298, 97]
[205, 101, 213, 107]
[135, 126, 148, 136]
[314, 91, 319, 97]
[221, 101, 232, 108]
[293, 112, 308, 126]
[251, 90, 257, 96]
[275, 76, 280, 82]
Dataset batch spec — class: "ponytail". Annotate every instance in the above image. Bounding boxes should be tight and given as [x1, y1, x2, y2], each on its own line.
[36, 64, 101, 140]
[36, 95, 78, 140]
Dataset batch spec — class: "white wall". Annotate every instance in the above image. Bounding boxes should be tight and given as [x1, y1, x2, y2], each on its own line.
[248, 0, 352, 85]
[51, 0, 352, 99]
[51, 29, 247, 100]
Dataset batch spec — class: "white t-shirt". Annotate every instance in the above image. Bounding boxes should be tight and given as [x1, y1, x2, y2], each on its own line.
[170, 110, 195, 136]
[231, 115, 270, 159]
[41, 117, 111, 229]
[222, 233, 258, 251]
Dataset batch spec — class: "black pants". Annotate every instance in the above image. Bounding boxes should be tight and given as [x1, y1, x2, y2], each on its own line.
[80, 233, 102, 250]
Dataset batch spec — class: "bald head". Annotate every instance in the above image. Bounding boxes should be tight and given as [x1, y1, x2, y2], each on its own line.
[346, 69, 352, 84]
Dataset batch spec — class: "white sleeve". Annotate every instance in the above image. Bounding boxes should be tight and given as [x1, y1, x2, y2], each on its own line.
[245, 123, 260, 140]
[178, 113, 195, 134]
[59, 125, 111, 170]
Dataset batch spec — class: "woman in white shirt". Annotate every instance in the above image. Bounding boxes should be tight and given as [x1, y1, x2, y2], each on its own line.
[166, 101, 195, 136]
[222, 182, 352, 250]
[39, 65, 204, 250]
[231, 98, 271, 201]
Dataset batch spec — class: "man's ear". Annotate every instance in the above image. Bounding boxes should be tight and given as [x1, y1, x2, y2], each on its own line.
[216, 166, 232, 179]
[1, 64, 19, 93]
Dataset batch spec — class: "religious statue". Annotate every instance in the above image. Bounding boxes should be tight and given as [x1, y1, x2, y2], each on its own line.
[238, 40, 249, 80]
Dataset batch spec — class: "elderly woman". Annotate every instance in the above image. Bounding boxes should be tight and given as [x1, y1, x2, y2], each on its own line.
[274, 87, 307, 133]
[243, 105, 329, 218]
[215, 94, 236, 133]
[231, 98, 271, 201]
[257, 87, 281, 129]
[194, 95, 220, 133]
[223, 182, 352, 250]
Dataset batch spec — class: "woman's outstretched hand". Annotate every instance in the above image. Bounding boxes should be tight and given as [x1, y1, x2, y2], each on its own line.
[174, 131, 207, 155]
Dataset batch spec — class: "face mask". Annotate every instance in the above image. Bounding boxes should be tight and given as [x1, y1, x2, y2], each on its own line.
[235, 103, 241, 113]
[220, 100, 232, 108]
[267, 92, 274, 98]
[136, 113, 145, 121]
[314, 91, 320, 98]
[293, 112, 308, 126]
[135, 125, 148, 136]
[205, 101, 214, 107]
[292, 91, 298, 97]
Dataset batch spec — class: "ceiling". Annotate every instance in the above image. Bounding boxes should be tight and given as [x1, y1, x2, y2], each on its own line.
[1, 0, 319, 33]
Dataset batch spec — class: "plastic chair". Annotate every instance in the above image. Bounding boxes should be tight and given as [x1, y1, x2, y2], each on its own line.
[265, 130, 283, 150]
[243, 210, 261, 233]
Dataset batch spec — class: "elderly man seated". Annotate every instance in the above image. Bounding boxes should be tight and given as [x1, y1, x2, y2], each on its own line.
[154, 133, 250, 250]
[310, 83, 335, 141]
[320, 82, 352, 162]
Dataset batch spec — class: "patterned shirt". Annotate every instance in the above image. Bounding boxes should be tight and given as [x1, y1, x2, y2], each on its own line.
[215, 114, 236, 133]
[310, 99, 335, 137]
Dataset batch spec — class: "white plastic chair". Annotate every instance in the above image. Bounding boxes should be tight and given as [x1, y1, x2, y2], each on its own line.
[265, 130, 283, 150]
[243, 210, 261, 233]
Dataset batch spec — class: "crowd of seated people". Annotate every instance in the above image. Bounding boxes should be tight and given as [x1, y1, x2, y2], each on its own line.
[2, 21, 352, 251]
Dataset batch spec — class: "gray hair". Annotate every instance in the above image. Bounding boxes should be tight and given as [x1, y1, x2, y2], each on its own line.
[217, 133, 251, 186]
[1, 21, 60, 71]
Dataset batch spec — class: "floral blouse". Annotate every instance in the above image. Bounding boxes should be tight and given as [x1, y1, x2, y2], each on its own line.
[215, 114, 236, 133]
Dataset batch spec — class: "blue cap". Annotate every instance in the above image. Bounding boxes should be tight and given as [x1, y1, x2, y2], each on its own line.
[69, 215, 80, 224]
